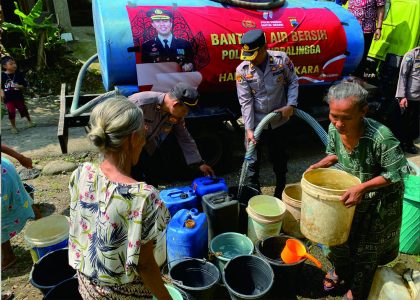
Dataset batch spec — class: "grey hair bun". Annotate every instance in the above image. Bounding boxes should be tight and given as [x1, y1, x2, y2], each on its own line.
[88, 126, 107, 149]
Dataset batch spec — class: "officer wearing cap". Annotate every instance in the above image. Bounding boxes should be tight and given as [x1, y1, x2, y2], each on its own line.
[395, 46, 420, 154]
[141, 8, 194, 72]
[236, 29, 299, 197]
[128, 82, 214, 184]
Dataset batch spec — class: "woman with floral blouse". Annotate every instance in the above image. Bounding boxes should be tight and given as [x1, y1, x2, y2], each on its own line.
[308, 82, 409, 300]
[68, 97, 171, 299]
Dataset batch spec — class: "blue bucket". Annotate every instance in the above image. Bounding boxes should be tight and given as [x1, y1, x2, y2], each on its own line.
[43, 277, 82, 300]
[30, 248, 76, 295]
[210, 232, 254, 273]
[24, 214, 70, 263]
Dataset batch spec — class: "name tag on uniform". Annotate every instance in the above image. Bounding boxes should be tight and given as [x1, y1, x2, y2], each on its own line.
[177, 49, 185, 55]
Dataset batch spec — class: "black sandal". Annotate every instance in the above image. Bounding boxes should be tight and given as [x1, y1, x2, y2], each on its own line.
[323, 268, 340, 291]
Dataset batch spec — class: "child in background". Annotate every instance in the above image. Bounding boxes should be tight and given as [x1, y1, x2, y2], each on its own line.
[1, 56, 35, 133]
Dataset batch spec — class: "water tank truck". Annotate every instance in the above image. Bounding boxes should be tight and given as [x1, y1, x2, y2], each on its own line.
[92, 0, 363, 97]
[59, 0, 364, 169]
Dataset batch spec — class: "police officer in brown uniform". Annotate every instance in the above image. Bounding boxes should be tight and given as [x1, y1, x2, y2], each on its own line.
[141, 8, 194, 72]
[236, 29, 299, 197]
[128, 82, 214, 185]
[395, 46, 420, 154]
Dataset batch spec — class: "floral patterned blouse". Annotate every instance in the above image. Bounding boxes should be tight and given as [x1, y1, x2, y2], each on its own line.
[348, 0, 385, 33]
[1, 157, 35, 243]
[68, 162, 170, 286]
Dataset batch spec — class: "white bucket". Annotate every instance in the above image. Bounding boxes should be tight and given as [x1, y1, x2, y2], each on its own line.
[300, 168, 361, 246]
[246, 195, 286, 244]
[281, 183, 304, 238]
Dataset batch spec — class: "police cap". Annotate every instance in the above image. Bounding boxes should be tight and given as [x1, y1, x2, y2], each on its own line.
[170, 82, 199, 107]
[146, 8, 173, 21]
[240, 29, 266, 61]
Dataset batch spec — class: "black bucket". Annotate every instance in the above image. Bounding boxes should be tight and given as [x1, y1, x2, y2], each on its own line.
[229, 186, 261, 234]
[169, 258, 220, 300]
[30, 248, 77, 295]
[43, 277, 82, 300]
[223, 255, 274, 300]
[255, 235, 306, 295]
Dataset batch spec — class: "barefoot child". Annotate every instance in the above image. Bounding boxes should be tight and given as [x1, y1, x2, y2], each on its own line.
[1, 56, 35, 133]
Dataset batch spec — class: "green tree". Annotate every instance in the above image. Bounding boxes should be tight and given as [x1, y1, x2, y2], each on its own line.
[2, 0, 64, 70]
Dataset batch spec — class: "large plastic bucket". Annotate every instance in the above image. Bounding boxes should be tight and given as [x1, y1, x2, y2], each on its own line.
[29, 248, 76, 295]
[399, 174, 420, 254]
[24, 214, 70, 263]
[43, 277, 82, 300]
[300, 168, 361, 246]
[223, 255, 274, 300]
[281, 183, 304, 238]
[229, 186, 261, 234]
[152, 284, 184, 300]
[168, 258, 220, 300]
[255, 235, 306, 295]
[210, 232, 254, 273]
[246, 195, 286, 244]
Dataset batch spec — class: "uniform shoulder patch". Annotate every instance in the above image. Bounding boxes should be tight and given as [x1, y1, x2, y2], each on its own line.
[236, 73, 243, 83]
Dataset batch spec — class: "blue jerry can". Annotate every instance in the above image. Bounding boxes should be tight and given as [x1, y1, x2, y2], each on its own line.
[160, 186, 198, 217]
[192, 177, 228, 199]
[167, 208, 208, 265]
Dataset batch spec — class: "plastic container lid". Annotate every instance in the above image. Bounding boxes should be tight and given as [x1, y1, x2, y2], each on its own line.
[25, 215, 69, 248]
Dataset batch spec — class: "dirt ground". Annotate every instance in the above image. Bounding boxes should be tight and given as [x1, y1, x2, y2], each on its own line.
[1, 94, 419, 299]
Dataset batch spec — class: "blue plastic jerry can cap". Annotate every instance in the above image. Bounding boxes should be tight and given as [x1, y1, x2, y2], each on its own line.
[189, 208, 199, 216]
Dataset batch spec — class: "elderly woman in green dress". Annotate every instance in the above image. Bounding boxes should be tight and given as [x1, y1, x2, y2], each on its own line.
[307, 81, 410, 300]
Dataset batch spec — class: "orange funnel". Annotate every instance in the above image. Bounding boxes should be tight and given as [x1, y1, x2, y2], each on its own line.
[281, 239, 322, 268]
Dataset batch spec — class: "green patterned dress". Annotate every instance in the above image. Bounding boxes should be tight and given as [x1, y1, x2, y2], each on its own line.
[326, 118, 410, 299]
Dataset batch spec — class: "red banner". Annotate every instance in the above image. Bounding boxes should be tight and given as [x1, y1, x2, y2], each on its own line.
[127, 5, 347, 93]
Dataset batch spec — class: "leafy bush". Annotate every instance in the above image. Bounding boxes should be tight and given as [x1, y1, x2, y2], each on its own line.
[2, 0, 65, 69]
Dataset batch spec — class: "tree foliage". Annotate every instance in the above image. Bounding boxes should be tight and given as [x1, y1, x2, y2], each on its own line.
[2, 0, 65, 69]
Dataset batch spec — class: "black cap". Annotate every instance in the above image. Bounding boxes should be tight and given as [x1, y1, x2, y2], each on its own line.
[146, 8, 173, 21]
[240, 29, 266, 61]
[170, 82, 199, 107]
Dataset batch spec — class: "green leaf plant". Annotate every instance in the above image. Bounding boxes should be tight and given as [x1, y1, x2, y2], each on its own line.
[2, 0, 65, 69]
